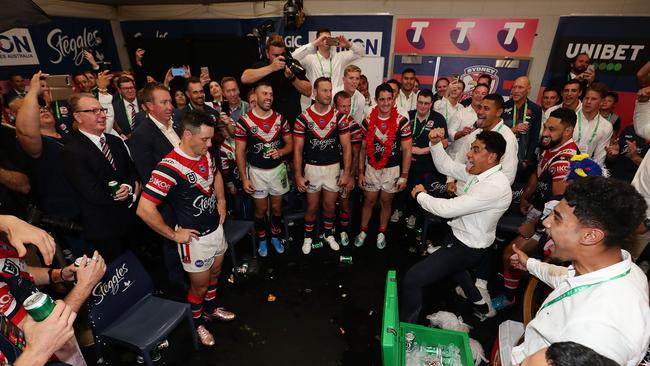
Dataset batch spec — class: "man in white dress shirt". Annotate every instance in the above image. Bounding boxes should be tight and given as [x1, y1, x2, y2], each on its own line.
[396, 68, 418, 115]
[332, 64, 366, 125]
[402, 129, 511, 323]
[292, 29, 364, 107]
[573, 82, 613, 166]
[450, 94, 519, 188]
[630, 86, 650, 260]
[542, 79, 583, 127]
[447, 83, 489, 144]
[434, 80, 465, 124]
[509, 176, 650, 366]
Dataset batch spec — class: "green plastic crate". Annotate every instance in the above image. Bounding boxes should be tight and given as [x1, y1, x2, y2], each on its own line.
[381, 270, 475, 366]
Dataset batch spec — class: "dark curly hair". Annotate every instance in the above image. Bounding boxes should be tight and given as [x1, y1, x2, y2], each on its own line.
[546, 342, 617, 366]
[564, 177, 647, 247]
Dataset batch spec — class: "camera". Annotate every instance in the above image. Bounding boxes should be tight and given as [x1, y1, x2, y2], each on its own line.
[26, 205, 83, 233]
[282, 51, 306, 80]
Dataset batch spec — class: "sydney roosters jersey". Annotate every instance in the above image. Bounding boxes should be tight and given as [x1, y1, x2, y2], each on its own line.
[534, 139, 579, 210]
[294, 106, 349, 165]
[345, 114, 362, 147]
[360, 113, 412, 168]
[0, 241, 36, 324]
[143, 148, 219, 234]
[235, 110, 290, 169]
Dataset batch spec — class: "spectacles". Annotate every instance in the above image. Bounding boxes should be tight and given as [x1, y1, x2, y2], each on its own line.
[75, 108, 108, 115]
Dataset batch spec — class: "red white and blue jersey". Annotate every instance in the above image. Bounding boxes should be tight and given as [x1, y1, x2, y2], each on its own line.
[344, 114, 362, 148]
[294, 106, 349, 165]
[0, 241, 36, 324]
[143, 148, 219, 234]
[235, 110, 290, 169]
[360, 114, 412, 168]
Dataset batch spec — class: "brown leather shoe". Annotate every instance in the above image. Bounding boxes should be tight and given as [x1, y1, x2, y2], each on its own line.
[197, 325, 215, 346]
[203, 307, 236, 322]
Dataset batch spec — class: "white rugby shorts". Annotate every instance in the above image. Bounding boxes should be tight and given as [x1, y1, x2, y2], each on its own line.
[177, 225, 227, 273]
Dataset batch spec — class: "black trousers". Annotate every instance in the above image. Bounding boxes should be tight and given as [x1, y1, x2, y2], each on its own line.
[400, 234, 487, 323]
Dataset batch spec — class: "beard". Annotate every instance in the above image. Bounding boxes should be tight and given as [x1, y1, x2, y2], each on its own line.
[540, 135, 562, 150]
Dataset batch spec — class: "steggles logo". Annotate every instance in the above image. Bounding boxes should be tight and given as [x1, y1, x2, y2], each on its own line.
[47, 27, 103, 65]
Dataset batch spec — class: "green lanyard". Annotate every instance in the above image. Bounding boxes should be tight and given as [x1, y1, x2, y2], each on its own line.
[316, 52, 332, 77]
[512, 101, 528, 127]
[188, 102, 194, 111]
[577, 113, 601, 145]
[463, 167, 501, 193]
[350, 93, 357, 119]
[240, 101, 247, 114]
[411, 112, 430, 140]
[538, 268, 630, 312]
[444, 101, 449, 120]
[53, 100, 61, 120]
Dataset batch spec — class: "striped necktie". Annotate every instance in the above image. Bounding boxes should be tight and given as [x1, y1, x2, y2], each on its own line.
[128, 103, 136, 127]
[99, 136, 116, 170]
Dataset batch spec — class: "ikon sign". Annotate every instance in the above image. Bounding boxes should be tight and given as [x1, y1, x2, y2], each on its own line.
[394, 18, 538, 57]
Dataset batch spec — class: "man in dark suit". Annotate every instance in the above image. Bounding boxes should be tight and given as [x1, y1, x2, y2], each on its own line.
[111, 76, 141, 137]
[62, 93, 139, 261]
[129, 83, 185, 286]
[3, 74, 27, 106]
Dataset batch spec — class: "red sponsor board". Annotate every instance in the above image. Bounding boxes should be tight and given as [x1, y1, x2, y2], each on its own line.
[394, 18, 538, 57]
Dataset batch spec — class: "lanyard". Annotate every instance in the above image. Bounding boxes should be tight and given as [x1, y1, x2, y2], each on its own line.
[577, 113, 601, 146]
[350, 93, 357, 119]
[512, 101, 528, 127]
[188, 102, 194, 111]
[538, 268, 630, 312]
[316, 52, 332, 77]
[494, 122, 505, 133]
[463, 167, 501, 193]
[53, 100, 61, 120]
[411, 112, 430, 140]
[241, 101, 247, 114]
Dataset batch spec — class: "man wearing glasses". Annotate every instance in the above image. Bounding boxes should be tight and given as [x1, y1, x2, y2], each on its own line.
[61, 93, 140, 261]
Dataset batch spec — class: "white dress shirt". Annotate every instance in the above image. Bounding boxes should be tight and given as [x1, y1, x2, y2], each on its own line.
[332, 86, 366, 124]
[511, 250, 650, 366]
[150, 115, 181, 148]
[417, 143, 512, 249]
[396, 89, 418, 117]
[452, 120, 519, 185]
[292, 42, 365, 90]
[97, 92, 119, 136]
[447, 104, 478, 143]
[433, 97, 464, 124]
[573, 110, 613, 166]
[632, 100, 650, 218]
[78, 129, 107, 152]
[542, 101, 582, 131]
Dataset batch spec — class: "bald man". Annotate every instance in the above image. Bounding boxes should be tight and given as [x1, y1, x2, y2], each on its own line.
[503, 76, 542, 182]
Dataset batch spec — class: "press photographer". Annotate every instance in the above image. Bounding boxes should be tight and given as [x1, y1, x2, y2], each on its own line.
[241, 34, 311, 125]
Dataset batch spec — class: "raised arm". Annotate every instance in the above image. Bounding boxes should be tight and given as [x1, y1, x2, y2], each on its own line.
[16, 72, 44, 158]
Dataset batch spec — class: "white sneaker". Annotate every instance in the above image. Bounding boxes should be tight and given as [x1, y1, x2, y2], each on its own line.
[340, 232, 349, 246]
[406, 215, 417, 229]
[376, 233, 387, 249]
[302, 238, 312, 255]
[325, 235, 340, 251]
[390, 210, 403, 223]
[354, 231, 367, 247]
[477, 284, 496, 319]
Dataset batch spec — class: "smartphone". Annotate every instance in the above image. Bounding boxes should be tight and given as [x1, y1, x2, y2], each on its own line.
[200, 66, 210, 75]
[221, 101, 231, 116]
[171, 67, 185, 77]
[0, 315, 25, 351]
[47, 75, 73, 101]
[587, 64, 595, 73]
[326, 37, 340, 47]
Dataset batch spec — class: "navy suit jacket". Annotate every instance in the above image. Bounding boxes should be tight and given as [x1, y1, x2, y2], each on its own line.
[112, 95, 141, 135]
[62, 132, 138, 241]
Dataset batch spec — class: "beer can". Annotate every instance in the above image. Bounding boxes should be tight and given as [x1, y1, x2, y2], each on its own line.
[311, 240, 323, 249]
[339, 255, 353, 264]
[23, 292, 55, 322]
[74, 257, 84, 267]
[262, 144, 271, 159]
[108, 181, 120, 198]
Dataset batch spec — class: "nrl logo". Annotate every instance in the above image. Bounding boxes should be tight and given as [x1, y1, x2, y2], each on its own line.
[186, 171, 197, 184]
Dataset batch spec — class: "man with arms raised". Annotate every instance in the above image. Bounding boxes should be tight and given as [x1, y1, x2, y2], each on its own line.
[293, 77, 352, 254]
[355, 83, 412, 249]
[235, 82, 293, 257]
[509, 177, 649, 365]
[403, 130, 511, 322]
[137, 110, 235, 347]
